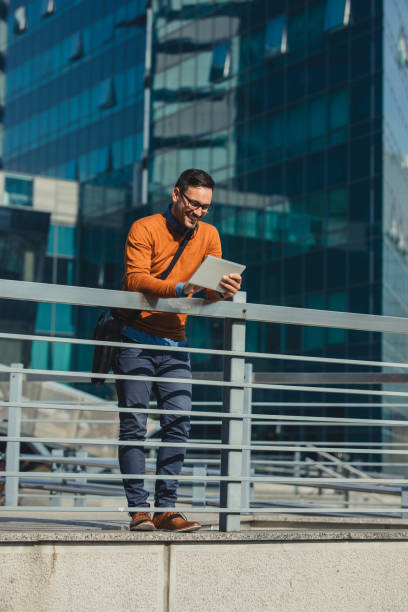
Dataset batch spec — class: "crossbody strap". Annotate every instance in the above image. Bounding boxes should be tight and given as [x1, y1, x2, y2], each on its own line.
[159, 228, 194, 280]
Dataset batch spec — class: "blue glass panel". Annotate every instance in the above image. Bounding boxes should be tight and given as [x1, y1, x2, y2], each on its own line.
[209, 42, 230, 82]
[30, 340, 49, 369]
[308, 96, 326, 140]
[4, 176, 33, 207]
[52, 342, 72, 372]
[287, 9, 307, 50]
[324, 0, 347, 31]
[57, 225, 76, 257]
[265, 14, 285, 58]
[46, 225, 76, 257]
[55, 304, 74, 334]
[329, 89, 348, 131]
[35, 302, 52, 332]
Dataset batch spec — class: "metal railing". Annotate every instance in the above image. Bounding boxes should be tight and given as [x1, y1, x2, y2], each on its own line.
[1, 278, 408, 530]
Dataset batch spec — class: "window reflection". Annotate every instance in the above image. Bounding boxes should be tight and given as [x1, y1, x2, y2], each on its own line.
[13, 6, 27, 34]
[209, 42, 230, 82]
[265, 14, 286, 58]
[324, 0, 351, 32]
[4, 175, 33, 207]
[42, 0, 55, 18]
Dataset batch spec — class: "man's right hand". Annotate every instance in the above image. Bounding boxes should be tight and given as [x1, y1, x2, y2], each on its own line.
[183, 282, 204, 296]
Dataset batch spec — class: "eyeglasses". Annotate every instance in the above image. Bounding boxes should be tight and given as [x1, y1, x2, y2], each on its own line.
[181, 192, 213, 214]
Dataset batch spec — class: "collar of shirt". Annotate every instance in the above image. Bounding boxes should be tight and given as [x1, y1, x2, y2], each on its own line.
[163, 204, 197, 237]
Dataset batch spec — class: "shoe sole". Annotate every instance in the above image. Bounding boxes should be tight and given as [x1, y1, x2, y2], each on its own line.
[130, 523, 156, 531]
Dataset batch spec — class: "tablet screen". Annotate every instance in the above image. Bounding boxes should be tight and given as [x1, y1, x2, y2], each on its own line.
[188, 255, 246, 292]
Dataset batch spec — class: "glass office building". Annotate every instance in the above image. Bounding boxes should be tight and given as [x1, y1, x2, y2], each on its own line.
[2, 0, 408, 449]
[2, 0, 147, 377]
[0, 0, 8, 166]
[146, 0, 384, 447]
[0, 171, 78, 367]
[381, 0, 408, 458]
[4, 0, 146, 180]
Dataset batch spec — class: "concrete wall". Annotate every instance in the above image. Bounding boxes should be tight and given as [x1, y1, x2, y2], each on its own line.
[1, 540, 408, 612]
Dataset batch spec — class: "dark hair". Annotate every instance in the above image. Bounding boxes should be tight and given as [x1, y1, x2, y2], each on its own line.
[175, 168, 215, 192]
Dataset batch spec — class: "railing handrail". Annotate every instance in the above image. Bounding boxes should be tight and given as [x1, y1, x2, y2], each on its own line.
[3, 280, 408, 528]
[2, 277, 408, 333]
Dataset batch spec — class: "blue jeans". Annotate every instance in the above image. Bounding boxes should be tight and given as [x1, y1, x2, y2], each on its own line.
[114, 340, 192, 509]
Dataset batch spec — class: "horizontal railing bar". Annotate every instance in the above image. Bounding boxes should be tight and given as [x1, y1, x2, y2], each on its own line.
[223, 402, 408, 408]
[5, 399, 408, 411]
[2, 402, 372, 421]
[4, 331, 408, 373]
[1, 433, 406, 448]
[17, 416, 408, 428]
[2, 278, 408, 333]
[3, 365, 408, 397]
[0, 506, 403, 514]
[1, 436, 408, 454]
[21, 419, 119, 424]
[3, 472, 408, 486]
[3, 371, 408, 385]
[15, 454, 408, 469]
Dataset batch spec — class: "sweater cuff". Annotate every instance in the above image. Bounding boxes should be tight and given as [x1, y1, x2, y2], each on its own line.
[176, 282, 187, 297]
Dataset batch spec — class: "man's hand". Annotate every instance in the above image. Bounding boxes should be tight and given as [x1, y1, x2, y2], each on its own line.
[183, 282, 204, 296]
[218, 273, 242, 299]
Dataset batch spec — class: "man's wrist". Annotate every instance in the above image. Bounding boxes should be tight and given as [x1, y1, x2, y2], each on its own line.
[176, 282, 187, 297]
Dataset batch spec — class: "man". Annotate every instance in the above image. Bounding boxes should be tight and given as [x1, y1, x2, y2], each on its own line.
[115, 168, 242, 531]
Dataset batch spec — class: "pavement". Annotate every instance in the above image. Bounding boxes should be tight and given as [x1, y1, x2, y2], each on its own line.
[2, 510, 408, 543]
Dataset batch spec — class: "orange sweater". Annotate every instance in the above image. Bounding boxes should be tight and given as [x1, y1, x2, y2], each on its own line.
[121, 211, 222, 340]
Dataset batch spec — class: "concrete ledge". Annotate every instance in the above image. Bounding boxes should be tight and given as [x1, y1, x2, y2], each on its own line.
[2, 528, 408, 543]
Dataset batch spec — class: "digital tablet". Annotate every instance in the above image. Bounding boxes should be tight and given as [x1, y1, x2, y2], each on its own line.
[188, 255, 246, 293]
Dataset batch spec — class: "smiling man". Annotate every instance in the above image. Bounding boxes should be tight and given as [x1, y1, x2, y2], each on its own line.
[114, 168, 242, 532]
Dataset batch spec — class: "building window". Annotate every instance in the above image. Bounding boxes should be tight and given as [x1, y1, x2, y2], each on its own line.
[209, 42, 231, 82]
[13, 6, 27, 34]
[4, 176, 33, 207]
[265, 14, 287, 58]
[69, 32, 83, 62]
[99, 79, 116, 109]
[324, 0, 351, 31]
[42, 0, 55, 17]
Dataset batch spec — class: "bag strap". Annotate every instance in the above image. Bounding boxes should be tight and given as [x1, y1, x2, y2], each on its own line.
[159, 228, 194, 280]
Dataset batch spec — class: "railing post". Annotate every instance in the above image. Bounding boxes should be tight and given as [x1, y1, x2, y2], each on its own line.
[294, 450, 301, 495]
[192, 464, 206, 507]
[5, 363, 24, 507]
[401, 487, 408, 519]
[74, 450, 88, 507]
[50, 449, 63, 506]
[241, 363, 253, 512]
[220, 291, 247, 532]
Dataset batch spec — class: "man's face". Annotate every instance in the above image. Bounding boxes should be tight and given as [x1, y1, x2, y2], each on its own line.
[171, 185, 213, 230]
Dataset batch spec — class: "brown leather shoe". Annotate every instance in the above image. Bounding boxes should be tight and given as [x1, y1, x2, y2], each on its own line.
[153, 512, 201, 532]
[129, 512, 156, 531]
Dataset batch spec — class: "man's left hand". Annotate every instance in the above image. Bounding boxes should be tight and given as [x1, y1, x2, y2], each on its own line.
[218, 273, 242, 299]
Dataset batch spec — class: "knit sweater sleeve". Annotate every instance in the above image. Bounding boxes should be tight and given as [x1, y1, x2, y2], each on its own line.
[124, 221, 178, 297]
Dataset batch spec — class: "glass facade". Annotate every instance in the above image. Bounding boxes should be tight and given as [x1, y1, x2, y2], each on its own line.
[0, 171, 78, 367]
[2, 0, 407, 451]
[381, 0, 408, 459]
[2, 0, 146, 382]
[4, 0, 145, 181]
[146, 0, 384, 447]
[0, 0, 8, 167]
